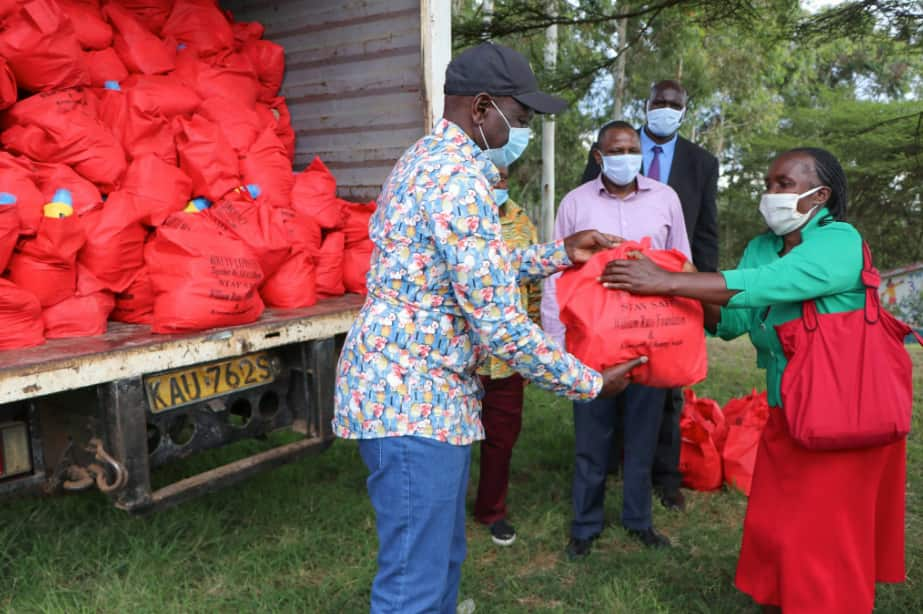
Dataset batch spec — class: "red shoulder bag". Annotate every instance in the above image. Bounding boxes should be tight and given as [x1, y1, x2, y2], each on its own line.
[775, 242, 922, 451]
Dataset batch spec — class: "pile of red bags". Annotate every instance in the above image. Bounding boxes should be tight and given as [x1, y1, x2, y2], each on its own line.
[556, 238, 707, 387]
[0, 1, 376, 350]
[678, 388, 771, 496]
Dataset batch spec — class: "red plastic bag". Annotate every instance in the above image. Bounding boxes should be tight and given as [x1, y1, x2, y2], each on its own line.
[104, 3, 175, 75]
[679, 415, 723, 491]
[0, 279, 45, 350]
[85, 48, 130, 86]
[146, 212, 264, 333]
[0, 195, 19, 272]
[58, 0, 111, 50]
[0, 58, 16, 110]
[291, 158, 344, 229]
[231, 20, 263, 45]
[6, 215, 87, 307]
[0, 153, 43, 234]
[161, 0, 233, 57]
[2, 89, 127, 191]
[681, 388, 727, 452]
[256, 96, 295, 161]
[120, 155, 192, 226]
[722, 390, 770, 496]
[557, 238, 707, 387]
[240, 126, 294, 209]
[173, 114, 240, 201]
[42, 290, 114, 338]
[206, 191, 291, 278]
[178, 50, 258, 108]
[111, 266, 154, 324]
[316, 231, 345, 298]
[242, 39, 284, 102]
[124, 74, 202, 117]
[112, 0, 174, 35]
[0, 0, 89, 91]
[77, 194, 147, 293]
[342, 201, 375, 294]
[32, 162, 103, 216]
[198, 96, 262, 154]
[260, 209, 320, 308]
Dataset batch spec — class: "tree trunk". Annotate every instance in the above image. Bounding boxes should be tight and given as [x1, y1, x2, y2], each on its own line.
[612, 15, 628, 119]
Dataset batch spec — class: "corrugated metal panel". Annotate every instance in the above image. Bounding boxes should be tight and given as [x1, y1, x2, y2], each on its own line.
[223, 0, 425, 201]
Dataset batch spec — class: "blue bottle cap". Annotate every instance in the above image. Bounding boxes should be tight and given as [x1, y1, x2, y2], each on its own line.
[245, 184, 261, 199]
[0, 192, 16, 205]
[191, 197, 211, 211]
[52, 188, 73, 206]
[104, 80, 121, 91]
[177, 43, 187, 51]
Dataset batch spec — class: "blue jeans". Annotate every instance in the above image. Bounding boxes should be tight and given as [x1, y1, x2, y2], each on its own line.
[359, 436, 471, 614]
[571, 384, 666, 538]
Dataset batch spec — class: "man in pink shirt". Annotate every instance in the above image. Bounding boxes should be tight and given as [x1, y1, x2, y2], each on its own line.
[541, 120, 690, 557]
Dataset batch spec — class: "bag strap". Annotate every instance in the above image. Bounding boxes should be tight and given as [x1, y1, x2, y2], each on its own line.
[802, 241, 881, 330]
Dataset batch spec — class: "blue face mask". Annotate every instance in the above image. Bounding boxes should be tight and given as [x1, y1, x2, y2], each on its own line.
[646, 106, 684, 137]
[601, 154, 643, 186]
[493, 188, 509, 206]
[479, 100, 532, 167]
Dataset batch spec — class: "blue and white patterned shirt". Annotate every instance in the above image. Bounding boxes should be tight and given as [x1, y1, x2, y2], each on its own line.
[332, 119, 602, 445]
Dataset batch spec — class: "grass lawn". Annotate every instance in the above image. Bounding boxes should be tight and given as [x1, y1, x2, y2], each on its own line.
[1, 338, 921, 613]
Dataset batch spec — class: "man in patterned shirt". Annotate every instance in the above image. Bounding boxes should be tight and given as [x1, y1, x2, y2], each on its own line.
[473, 165, 541, 547]
[333, 43, 646, 614]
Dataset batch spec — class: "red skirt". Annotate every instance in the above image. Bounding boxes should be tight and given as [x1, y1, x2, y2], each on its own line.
[735, 408, 905, 613]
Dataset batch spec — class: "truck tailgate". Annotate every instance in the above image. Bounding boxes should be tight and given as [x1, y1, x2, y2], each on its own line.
[0, 294, 363, 405]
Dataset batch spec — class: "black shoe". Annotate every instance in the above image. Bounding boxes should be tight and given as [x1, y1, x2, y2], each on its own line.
[489, 519, 516, 546]
[656, 488, 686, 512]
[565, 536, 595, 560]
[625, 527, 672, 549]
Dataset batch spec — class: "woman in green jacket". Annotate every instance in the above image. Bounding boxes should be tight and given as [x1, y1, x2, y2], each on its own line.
[601, 147, 906, 614]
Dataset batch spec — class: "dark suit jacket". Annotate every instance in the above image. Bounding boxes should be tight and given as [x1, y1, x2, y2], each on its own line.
[580, 134, 720, 272]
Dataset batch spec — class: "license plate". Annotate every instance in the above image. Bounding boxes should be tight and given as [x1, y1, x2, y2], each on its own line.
[145, 352, 275, 414]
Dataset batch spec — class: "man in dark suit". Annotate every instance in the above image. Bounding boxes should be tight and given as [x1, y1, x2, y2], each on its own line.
[581, 80, 719, 510]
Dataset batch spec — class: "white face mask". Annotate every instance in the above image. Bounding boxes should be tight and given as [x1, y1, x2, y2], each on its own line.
[758, 186, 823, 236]
[646, 105, 684, 137]
[601, 154, 643, 186]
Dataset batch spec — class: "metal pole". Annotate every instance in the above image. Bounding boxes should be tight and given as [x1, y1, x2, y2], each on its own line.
[541, 20, 558, 243]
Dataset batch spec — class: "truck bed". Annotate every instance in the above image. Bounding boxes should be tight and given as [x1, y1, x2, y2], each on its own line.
[0, 294, 364, 405]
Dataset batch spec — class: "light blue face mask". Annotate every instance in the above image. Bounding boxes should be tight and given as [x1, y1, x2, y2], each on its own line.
[493, 188, 510, 206]
[601, 154, 643, 186]
[479, 100, 532, 168]
[646, 106, 684, 137]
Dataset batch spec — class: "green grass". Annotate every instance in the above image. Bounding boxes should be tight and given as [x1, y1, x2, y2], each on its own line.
[0, 338, 921, 613]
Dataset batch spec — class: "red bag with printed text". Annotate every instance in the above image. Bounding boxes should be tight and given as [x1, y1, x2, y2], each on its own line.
[556, 238, 707, 387]
[145, 212, 264, 333]
[0, 279, 45, 350]
[206, 190, 290, 277]
[721, 390, 770, 496]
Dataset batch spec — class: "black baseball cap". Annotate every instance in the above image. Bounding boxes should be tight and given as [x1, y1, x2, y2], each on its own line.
[444, 43, 568, 115]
